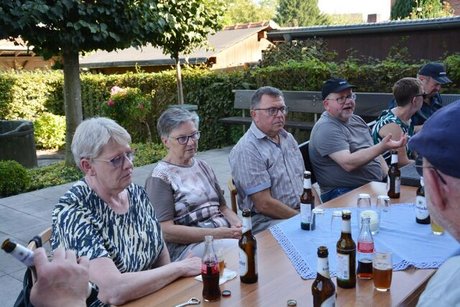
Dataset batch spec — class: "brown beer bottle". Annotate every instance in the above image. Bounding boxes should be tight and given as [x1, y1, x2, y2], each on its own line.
[415, 177, 431, 224]
[239, 209, 258, 283]
[312, 246, 336, 307]
[336, 210, 356, 288]
[201, 235, 221, 301]
[300, 171, 315, 230]
[387, 151, 401, 199]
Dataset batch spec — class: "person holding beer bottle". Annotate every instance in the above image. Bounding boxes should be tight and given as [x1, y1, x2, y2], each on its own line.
[408, 100, 460, 306]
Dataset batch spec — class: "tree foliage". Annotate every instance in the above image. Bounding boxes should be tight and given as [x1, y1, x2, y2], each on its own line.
[153, 0, 225, 104]
[0, 1, 161, 165]
[275, 0, 329, 27]
[222, 0, 277, 26]
[391, 0, 415, 19]
[409, 0, 454, 19]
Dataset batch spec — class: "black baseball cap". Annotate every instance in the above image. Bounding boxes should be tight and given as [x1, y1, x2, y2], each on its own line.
[321, 78, 356, 100]
[409, 100, 460, 178]
[418, 63, 452, 84]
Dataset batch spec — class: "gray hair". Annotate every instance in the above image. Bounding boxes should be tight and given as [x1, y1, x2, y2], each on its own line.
[250, 86, 284, 109]
[71, 117, 131, 166]
[157, 107, 199, 137]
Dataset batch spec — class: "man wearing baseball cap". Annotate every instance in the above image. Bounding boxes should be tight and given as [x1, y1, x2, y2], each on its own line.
[389, 62, 452, 127]
[409, 100, 460, 306]
[309, 78, 407, 202]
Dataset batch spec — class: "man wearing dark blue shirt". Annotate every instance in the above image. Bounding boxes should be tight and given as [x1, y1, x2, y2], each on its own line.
[389, 62, 451, 128]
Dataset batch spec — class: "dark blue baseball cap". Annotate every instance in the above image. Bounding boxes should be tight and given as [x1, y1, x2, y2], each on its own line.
[418, 63, 452, 84]
[321, 78, 356, 100]
[409, 100, 460, 178]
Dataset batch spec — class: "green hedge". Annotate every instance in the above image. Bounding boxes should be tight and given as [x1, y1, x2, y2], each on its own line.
[1, 54, 459, 151]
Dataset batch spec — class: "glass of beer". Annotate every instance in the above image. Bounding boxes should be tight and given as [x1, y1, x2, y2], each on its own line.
[373, 252, 392, 292]
[431, 219, 444, 236]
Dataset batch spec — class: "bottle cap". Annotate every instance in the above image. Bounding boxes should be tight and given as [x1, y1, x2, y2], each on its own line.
[287, 299, 297, 306]
[222, 290, 231, 297]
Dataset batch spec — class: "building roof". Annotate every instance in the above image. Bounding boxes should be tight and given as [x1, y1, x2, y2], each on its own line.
[0, 39, 33, 56]
[80, 21, 277, 69]
[268, 16, 460, 42]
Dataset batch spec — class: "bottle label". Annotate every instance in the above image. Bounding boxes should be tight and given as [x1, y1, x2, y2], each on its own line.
[336, 253, 350, 280]
[201, 262, 219, 275]
[391, 154, 398, 165]
[415, 196, 429, 219]
[239, 248, 248, 276]
[357, 241, 374, 253]
[317, 257, 331, 279]
[321, 294, 336, 307]
[303, 178, 312, 189]
[242, 216, 252, 234]
[300, 203, 312, 223]
[395, 177, 401, 193]
[341, 219, 351, 233]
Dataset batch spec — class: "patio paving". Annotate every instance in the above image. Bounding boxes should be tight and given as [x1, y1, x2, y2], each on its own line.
[0, 146, 232, 306]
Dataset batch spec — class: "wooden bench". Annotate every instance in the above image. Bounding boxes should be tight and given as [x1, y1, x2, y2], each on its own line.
[219, 90, 460, 134]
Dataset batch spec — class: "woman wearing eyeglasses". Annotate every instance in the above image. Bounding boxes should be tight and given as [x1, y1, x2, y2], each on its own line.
[145, 107, 242, 261]
[371, 77, 424, 166]
[51, 117, 201, 307]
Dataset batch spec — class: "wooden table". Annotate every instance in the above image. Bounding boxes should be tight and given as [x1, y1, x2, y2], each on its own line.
[121, 182, 433, 307]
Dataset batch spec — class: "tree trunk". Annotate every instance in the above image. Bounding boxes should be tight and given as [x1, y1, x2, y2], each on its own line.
[62, 49, 83, 166]
[175, 55, 184, 104]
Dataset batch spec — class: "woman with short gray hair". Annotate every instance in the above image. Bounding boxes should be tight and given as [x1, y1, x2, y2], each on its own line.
[146, 108, 242, 261]
[51, 117, 201, 306]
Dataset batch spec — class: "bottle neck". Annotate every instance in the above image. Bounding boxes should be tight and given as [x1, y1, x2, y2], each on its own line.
[303, 177, 312, 189]
[242, 215, 252, 234]
[317, 256, 331, 279]
[341, 218, 351, 234]
[391, 153, 398, 165]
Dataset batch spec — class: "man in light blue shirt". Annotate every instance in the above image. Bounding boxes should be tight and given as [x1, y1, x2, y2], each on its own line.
[409, 100, 460, 307]
[229, 86, 304, 234]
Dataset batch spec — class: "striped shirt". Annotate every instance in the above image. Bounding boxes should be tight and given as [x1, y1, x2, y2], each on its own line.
[229, 123, 304, 214]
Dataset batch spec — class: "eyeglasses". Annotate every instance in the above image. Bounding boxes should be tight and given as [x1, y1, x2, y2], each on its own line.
[93, 151, 135, 168]
[170, 131, 200, 145]
[325, 93, 357, 105]
[253, 106, 288, 116]
[415, 165, 447, 185]
[414, 93, 427, 99]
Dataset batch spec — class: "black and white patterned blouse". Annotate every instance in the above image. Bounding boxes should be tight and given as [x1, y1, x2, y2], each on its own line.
[51, 179, 164, 307]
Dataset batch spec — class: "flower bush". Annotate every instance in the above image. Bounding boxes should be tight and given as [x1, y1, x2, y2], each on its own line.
[101, 86, 155, 142]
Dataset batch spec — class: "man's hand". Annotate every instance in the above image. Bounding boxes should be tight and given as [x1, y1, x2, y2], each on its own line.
[30, 247, 89, 307]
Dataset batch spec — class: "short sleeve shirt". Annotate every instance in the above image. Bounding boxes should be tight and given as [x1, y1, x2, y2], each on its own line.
[51, 180, 164, 307]
[228, 123, 304, 213]
[309, 112, 383, 194]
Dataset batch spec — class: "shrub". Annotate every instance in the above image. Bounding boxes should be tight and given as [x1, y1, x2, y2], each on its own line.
[27, 162, 82, 191]
[0, 160, 30, 197]
[131, 142, 167, 166]
[34, 112, 66, 150]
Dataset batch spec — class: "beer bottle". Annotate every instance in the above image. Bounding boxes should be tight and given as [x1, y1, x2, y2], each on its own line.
[415, 177, 430, 224]
[201, 235, 221, 301]
[239, 209, 258, 283]
[300, 171, 315, 230]
[357, 217, 374, 279]
[336, 210, 356, 288]
[312, 246, 336, 307]
[387, 151, 401, 199]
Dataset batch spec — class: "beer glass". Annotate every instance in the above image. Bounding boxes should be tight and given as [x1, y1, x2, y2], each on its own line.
[330, 210, 342, 236]
[375, 195, 391, 233]
[372, 252, 392, 292]
[431, 219, 444, 236]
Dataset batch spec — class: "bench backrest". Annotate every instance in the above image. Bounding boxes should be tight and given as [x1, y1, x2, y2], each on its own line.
[233, 90, 460, 118]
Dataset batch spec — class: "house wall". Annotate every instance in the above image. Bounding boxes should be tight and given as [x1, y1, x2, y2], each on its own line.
[212, 35, 273, 69]
[0, 56, 55, 70]
[321, 28, 460, 61]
